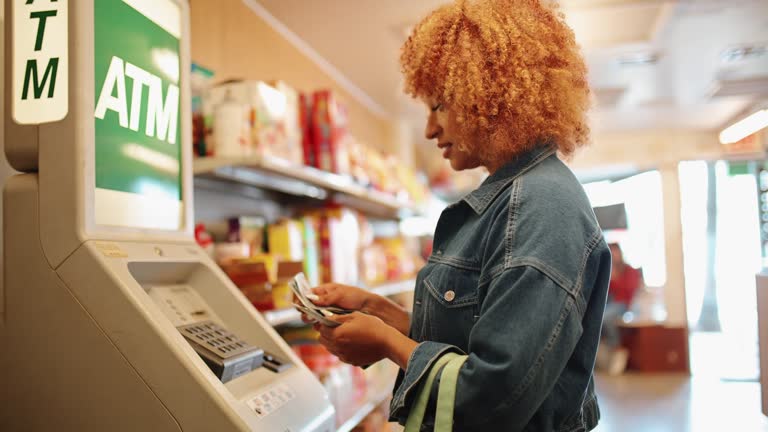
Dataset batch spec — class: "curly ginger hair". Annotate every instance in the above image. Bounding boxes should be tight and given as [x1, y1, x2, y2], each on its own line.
[401, 0, 591, 163]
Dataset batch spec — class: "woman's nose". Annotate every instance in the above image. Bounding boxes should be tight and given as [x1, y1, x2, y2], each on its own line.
[425, 114, 441, 140]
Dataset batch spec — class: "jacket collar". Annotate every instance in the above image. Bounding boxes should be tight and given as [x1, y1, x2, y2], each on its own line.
[461, 145, 556, 215]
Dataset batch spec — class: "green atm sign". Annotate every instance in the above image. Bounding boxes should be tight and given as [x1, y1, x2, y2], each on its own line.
[94, 0, 181, 206]
[95, 55, 179, 146]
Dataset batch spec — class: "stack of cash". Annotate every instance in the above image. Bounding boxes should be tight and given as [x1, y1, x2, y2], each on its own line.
[290, 273, 352, 327]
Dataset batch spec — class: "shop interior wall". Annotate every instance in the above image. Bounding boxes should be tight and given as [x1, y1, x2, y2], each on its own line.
[574, 130, 725, 169]
[189, 0, 395, 155]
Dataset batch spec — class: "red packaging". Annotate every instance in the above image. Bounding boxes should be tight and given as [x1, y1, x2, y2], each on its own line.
[299, 92, 316, 167]
[311, 91, 351, 175]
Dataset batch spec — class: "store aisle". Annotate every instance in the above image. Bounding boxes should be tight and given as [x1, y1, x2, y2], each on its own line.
[594, 373, 768, 432]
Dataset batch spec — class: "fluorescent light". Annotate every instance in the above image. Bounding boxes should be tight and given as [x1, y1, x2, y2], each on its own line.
[720, 109, 768, 145]
[617, 52, 660, 66]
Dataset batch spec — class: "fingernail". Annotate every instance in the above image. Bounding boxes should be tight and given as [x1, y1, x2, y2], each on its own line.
[306, 294, 320, 301]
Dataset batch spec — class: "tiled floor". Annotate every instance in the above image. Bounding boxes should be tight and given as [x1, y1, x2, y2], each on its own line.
[593, 372, 768, 432]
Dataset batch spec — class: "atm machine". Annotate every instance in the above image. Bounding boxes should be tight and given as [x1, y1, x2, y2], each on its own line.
[0, 1, 335, 430]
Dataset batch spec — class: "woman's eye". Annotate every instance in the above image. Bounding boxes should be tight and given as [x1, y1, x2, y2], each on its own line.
[430, 103, 443, 112]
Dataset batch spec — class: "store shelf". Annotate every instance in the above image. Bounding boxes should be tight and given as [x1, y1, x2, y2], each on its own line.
[193, 155, 417, 219]
[336, 361, 399, 432]
[261, 279, 416, 327]
[336, 387, 392, 432]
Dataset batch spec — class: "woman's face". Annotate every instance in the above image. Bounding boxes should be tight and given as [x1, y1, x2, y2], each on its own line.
[423, 99, 483, 172]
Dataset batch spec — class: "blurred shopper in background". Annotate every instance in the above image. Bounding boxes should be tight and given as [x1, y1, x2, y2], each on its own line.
[597, 243, 644, 375]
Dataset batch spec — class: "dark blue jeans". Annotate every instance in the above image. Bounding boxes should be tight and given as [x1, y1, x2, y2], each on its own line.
[601, 301, 627, 348]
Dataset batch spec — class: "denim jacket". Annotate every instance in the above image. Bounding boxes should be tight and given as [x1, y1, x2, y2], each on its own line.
[389, 145, 611, 431]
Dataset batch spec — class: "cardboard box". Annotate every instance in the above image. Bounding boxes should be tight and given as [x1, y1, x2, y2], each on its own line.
[311, 91, 351, 175]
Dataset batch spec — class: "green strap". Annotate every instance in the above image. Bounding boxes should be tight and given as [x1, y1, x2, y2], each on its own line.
[404, 353, 460, 432]
[434, 355, 468, 432]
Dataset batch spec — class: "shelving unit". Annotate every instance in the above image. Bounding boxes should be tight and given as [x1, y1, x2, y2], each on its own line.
[194, 156, 419, 432]
[336, 386, 392, 432]
[336, 361, 399, 432]
[262, 279, 416, 327]
[194, 155, 419, 220]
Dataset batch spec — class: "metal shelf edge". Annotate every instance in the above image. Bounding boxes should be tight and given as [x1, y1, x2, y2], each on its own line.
[192, 157, 417, 217]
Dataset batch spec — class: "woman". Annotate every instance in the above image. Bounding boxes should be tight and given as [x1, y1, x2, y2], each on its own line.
[307, 1, 611, 430]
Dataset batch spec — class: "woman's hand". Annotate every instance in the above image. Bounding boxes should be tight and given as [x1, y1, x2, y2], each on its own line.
[296, 282, 411, 336]
[314, 283, 411, 336]
[315, 312, 418, 369]
[294, 284, 375, 324]
[311, 283, 377, 311]
[315, 313, 393, 367]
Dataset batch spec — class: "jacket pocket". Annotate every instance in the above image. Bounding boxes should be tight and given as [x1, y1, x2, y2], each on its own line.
[422, 264, 479, 347]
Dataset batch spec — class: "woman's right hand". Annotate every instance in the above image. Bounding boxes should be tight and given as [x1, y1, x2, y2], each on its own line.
[310, 283, 377, 312]
[299, 282, 410, 336]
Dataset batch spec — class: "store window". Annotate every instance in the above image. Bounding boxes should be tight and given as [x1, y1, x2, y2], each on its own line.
[583, 170, 667, 288]
[679, 160, 762, 379]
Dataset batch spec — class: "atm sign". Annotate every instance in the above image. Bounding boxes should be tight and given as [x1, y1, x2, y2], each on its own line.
[12, 0, 69, 124]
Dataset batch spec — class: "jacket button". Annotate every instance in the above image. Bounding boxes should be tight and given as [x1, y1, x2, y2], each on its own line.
[444, 290, 455, 302]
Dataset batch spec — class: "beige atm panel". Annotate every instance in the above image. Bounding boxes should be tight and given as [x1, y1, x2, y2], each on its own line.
[0, 1, 335, 430]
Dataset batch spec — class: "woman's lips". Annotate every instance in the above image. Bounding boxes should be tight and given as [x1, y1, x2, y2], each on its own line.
[438, 142, 453, 159]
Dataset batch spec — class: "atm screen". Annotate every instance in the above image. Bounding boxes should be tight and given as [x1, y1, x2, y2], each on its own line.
[93, 0, 183, 231]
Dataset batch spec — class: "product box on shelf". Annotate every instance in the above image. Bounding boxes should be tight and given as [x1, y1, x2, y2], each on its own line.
[348, 140, 371, 187]
[267, 219, 305, 262]
[228, 216, 266, 255]
[313, 208, 359, 285]
[205, 80, 303, 163]
[221, 260, 273, 311]
[272, 260, 305, 310]
[362, 147, 392, 194]
[269, 80, 303, 165]
[359, 243, 388, 286]
[213, 242, 251, 264]
[219, 255, 304, 312]
[311, 90, 352, 175]
[301, 215, 321, 287]
[213, 87, 252, 157]
[380, 236, 423, 282]
[299, 93, 316, 168]
[191, 63, 215, 157]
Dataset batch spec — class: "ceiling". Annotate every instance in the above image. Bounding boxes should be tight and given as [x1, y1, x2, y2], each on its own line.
[254, 0, 768, 183]
[256, 0, 768, 128]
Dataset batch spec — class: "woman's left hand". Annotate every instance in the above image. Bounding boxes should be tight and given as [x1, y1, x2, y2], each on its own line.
[315, 312, 393, 367]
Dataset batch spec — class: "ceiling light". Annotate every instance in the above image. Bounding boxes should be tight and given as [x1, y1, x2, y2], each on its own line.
[721, 44, 768, 64]
[617, 52, 659, 66]
[719, 109, 768, 145]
